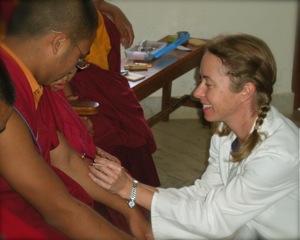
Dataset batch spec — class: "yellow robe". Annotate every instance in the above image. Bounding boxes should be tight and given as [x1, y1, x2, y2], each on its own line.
[86, 11, 111, 70]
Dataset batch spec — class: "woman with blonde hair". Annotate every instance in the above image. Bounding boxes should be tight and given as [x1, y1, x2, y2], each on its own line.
[89, 33, 299, 239]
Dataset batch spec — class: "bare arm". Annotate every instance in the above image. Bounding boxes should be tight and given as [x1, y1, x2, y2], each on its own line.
[0, 110, 132, 240]
[94, 0, 134, 48]
[50, 131, 153, 240]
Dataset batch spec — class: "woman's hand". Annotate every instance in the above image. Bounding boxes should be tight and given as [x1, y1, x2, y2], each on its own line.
[88, 157, 131, 197]
[95, 147, 121, 165]
[89, 153, 156, 213]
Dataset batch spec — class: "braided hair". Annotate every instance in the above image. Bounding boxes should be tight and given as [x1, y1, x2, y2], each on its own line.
[207, 34, 277, 162]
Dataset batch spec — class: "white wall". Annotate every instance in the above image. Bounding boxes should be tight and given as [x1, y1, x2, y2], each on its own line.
[108, 0, 298, 118]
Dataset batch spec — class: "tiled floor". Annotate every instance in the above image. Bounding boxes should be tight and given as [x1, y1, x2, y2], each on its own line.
[152, 119, 211, 188]
[152, 109, 300, 188]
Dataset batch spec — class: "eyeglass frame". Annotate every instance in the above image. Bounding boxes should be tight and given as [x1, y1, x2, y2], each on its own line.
[50, 30, 90, 70]
[72, 42, 90, 70]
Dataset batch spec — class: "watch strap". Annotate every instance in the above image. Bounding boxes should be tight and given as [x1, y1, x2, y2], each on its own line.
[128, 180, 138, 208]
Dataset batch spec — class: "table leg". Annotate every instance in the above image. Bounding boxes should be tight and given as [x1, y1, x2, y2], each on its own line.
[147, 95, 190, 127]
[162, 82, 172, 121]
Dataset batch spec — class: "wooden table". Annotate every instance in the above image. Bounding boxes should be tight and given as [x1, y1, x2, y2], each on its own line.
[121, 37, 206, 126]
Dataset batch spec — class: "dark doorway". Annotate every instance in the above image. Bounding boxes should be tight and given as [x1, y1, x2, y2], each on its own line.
[292, 2, 300, 110]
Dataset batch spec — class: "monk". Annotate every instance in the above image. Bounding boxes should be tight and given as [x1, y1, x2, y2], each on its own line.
[63, 2, 161, 231]
[0, 1, 151, 239]
[69, 0, 161, 187]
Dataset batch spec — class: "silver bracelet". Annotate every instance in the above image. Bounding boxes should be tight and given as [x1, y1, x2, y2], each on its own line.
[128, 180, 138, 208]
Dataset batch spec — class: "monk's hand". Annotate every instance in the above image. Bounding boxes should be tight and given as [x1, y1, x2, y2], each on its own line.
[127, 207, 154, 240]
[112, 10, 134, 48]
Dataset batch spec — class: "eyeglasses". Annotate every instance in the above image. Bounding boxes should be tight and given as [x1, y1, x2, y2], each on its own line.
[73, 42, 90, 70]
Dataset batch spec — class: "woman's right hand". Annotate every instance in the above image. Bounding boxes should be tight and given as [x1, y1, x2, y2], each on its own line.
[88, 157, 132, 198]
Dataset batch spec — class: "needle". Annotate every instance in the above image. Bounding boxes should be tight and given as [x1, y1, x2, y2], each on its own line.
[81, 153, 95, 161]
[90, 163, 105, 167]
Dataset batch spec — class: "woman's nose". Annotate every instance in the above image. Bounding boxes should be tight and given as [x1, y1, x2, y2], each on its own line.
[193, 82, 205, 99]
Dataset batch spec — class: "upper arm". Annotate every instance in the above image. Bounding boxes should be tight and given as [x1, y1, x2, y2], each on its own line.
[0, 110, 73, 217]
[50, 130, 75, 172]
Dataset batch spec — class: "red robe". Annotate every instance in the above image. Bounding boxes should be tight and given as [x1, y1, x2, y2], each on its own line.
[0, 0, 17, 30]
[71, 14, 160, 187]
[70, 14, 160, 233]
[71, 64, 160, 187]
[0, 46, 93, 240]
[102, 13, 121, 72]
[1, 6, 159, 235]
[51, 90, 96, 158]
[0, 207, 46, 240]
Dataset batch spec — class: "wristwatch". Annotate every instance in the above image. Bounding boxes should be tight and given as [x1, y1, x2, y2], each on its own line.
[128, 180, 138, 208]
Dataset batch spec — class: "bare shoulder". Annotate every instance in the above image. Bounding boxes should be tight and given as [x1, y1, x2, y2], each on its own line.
[0, 110, 69, 205]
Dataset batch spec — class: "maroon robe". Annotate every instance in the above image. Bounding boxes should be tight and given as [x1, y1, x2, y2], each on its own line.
[102, 13, 121, 72]
[51, 90, 96, 158]
[71, 14, 160, 187]
[0, 207, 47, 240]
[50, 89, 153, 234]
[0, 47, 93, 240]
[0, 1, 17, 31]
[71, 65, 160, 187]
[70, 14, 160, 233]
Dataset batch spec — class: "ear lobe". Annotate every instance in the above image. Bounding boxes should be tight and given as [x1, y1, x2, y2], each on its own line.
[241, 82, 256, 99]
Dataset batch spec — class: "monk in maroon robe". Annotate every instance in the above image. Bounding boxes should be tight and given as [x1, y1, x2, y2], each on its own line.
[0, 46, 92, 239]
[71, 13, 160, 187]
[0, 1, 151, 239]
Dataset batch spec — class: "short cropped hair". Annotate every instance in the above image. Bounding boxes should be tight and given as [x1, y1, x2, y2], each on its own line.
[0, 59, 15, 106]
[7, 0, 99, 42]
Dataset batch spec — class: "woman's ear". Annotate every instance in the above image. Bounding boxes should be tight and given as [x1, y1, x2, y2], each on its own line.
[241, 82, 256, 101]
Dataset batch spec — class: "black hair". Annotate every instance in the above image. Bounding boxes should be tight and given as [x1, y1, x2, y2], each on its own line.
[7, 0, 99, 42]
[0, 59, 15, 106]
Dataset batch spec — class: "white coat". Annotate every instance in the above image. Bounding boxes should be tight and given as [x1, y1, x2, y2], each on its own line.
[151, 106, 299, 239]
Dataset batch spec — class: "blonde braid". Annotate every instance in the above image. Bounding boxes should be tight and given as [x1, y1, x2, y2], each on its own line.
[231, 102, 270, 162]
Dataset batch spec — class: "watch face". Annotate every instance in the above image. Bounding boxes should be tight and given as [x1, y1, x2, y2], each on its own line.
[128, 200, 135, 208]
